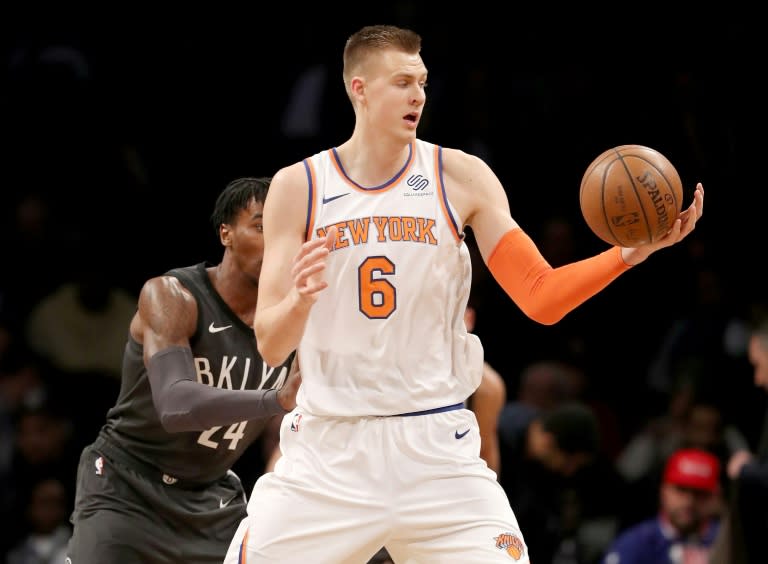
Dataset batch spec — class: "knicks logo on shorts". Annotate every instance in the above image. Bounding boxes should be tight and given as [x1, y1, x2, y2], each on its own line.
[290, 413, 302, 432]
[494, 531, 525, 560]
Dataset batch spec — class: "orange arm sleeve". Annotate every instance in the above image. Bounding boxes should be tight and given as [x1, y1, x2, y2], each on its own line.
[486, 228, 631, 325]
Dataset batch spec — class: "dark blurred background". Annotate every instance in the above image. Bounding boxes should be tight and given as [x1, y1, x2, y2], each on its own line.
[0, 6, 764, 563]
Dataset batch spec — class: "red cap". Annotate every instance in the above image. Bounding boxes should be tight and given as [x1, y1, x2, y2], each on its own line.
[663, 449, 720, 492]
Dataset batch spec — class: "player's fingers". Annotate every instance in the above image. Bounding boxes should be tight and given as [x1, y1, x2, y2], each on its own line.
[294, 262, 327, 285]
[682, 194, 702, 232]
[294, 236, 331, 262]
[694, 185, 704, 217]
[676, 190, 701, 232]
[324, 226, 338, 251]
[299, 280, 329, 296]
[292, 246, 330, 277]
[668, 218, 684, 242]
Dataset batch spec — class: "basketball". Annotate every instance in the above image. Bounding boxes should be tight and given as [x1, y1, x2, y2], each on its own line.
[579, 145, 684, 247]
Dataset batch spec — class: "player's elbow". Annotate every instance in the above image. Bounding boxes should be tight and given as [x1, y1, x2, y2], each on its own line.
[522, 304, 564, 326]
[254, 323, 285, 367]
[157, 393, 206, 432]
[256, 339, 292, 368]
[159, 411, 198, 433]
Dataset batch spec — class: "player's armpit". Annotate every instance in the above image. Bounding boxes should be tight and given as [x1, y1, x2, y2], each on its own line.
[487, 228, 630, 325]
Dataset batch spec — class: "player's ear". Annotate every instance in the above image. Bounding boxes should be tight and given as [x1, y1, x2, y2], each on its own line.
[220, 224, 232, 247]
[350, 76, 365, 102]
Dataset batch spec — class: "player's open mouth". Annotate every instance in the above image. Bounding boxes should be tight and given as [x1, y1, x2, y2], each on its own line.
[404, 113, 419, 126]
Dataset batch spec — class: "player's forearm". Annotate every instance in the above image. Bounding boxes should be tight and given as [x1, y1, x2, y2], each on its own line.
[487, 228, 631, 325]
[148, 346, 286, 432]
[254, 291, 312, 367]
[162, 382, 285, 432]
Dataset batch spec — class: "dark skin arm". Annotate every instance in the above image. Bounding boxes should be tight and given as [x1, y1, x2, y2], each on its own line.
[472, 363, 506, 476]
[131, 275, 197, 359]
[131, 276, 300, 427]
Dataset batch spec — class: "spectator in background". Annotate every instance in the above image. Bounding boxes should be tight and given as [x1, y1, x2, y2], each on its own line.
[0, 344, 47, 480]
[6, 477, 71, 564]
[602, 448, 722, 564]
[616, 387, 746, 528]
[24, 250, 136, 381]
[2, 403, 78, 557]
[23, 246, 137, 439]
[499, 401, 621, 563]
[710, 317, 768, 563]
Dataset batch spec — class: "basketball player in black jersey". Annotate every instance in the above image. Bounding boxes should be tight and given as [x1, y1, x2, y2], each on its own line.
[65, 177, 299, 563]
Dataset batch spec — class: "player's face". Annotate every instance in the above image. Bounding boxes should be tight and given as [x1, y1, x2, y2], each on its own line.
[362, 48, 427, 142]
[748, 335, 768, 391]
[228, 199, 265, 282]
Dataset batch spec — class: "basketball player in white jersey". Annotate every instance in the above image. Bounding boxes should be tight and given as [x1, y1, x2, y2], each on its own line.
[224, 25, 704, 563]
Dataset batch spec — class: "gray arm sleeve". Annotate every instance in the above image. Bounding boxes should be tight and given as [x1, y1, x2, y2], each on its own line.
[147, 346, 286, 433]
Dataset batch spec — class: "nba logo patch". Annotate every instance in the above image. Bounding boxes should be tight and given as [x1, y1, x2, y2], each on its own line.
[290, 413, 302, 432]
[94, 456, 104, 476]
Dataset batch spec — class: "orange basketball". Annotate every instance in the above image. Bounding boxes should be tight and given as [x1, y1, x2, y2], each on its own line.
[579, 145, 684, 247]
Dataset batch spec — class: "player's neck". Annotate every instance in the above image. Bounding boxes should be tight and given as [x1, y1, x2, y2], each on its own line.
[337, 132, 413, 187]
[209, 260, 258, 324]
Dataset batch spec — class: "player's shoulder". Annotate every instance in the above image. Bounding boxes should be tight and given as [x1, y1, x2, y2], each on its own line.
[270, 157, 329, 207]
[139, 270, 196, 307]
[272, 160, 312, 189]
[440, 147, 494, 186]
[440, 146, 487, 166]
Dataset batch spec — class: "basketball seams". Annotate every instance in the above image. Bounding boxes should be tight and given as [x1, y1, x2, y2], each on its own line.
[600, 157, 623, 246]
[581, 147, 621, 245]
[616, 154, 654, 244]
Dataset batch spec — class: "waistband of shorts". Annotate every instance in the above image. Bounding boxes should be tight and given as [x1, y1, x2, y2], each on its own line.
[92, 434, 219, 490]
[389, 402, 464, 417]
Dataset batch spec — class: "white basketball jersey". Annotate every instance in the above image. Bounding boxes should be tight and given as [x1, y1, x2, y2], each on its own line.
[297, 139, 483, 416]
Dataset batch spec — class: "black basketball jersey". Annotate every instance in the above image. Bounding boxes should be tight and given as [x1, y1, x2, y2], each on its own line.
[99, 262, 293, 484]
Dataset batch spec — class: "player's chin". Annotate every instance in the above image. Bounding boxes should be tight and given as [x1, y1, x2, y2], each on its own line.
[397, 124, 418, 142]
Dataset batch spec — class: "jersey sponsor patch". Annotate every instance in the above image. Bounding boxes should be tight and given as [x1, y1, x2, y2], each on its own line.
[494, 531, 525, 560]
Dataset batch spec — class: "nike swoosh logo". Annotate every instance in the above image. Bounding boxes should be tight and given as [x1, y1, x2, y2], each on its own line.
[322, 193, 350, 205]
[208, 322, 233, 333]
[455, 429, 470, 439]
[219, 496, 236, 508]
